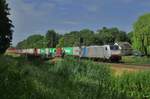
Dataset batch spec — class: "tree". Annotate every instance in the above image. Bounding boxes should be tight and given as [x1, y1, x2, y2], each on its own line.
[58, 31, 80, 47]
[56, 37, 65, 47]
[133, 13, 150, 56]
[46, 30, 61, 48]
[79, 29, 96, 46]
[0, 0, 13, 54]
[127, 31, 133, 44]
[97, 27, 128, 44]
[57, 29, 96, 47]
[116, 30, 129, 42]
[16, 35, 47, 48]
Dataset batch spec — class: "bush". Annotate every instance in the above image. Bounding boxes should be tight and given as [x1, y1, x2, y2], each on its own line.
[0, 55, 53, 99]
[0, 55, 150, 99]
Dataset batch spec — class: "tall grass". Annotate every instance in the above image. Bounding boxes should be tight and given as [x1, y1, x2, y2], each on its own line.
[115, 71, 150, 99]
[122, 56, 150, 65]
[0, 55, 150, 99]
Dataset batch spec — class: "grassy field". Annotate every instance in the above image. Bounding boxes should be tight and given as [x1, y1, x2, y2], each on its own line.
[108, 56, 150, 75]
[0, 55, 150, 99]
[122, 56, 150, 65]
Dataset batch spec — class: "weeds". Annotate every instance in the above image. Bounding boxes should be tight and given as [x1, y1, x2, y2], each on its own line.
[0, 55, 150, 99]
[122, 56, 150, 65]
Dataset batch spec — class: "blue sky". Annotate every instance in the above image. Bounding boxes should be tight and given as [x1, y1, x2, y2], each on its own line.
[7, 0, 150, 45]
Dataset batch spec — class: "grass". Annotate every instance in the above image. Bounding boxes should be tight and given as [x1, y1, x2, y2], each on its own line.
[0, 55, 150, 99]
[122, 56, 150, 65]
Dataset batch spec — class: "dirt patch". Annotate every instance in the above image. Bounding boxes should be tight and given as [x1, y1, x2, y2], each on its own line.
[109, 63, 150, 76]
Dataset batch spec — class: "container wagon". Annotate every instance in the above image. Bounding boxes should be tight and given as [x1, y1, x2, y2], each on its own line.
[13, 44, 121, 61]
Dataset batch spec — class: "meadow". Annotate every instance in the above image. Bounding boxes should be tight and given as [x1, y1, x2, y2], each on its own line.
[122, 56, 150, 65]
[0, 55, 150, 99]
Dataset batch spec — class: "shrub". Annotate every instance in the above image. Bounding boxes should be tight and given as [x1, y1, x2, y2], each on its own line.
[0, 55, 150, 99]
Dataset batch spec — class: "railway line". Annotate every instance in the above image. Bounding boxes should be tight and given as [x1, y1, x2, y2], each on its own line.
[6, 47, 150, 75]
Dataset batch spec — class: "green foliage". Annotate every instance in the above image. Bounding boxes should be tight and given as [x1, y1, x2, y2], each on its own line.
[127, 31, 133, 44]
[60, 29, 93, 47]
[17, 27, 130, 48]
[46, 30, 61, 48]
[16, 35, 47, 48]
[56, 37, 65, 47]
[0, 56, 51, 99]
[1, 56, 150, 99]
[97, 27, 129, 44]
[79, 29, 96, 45]
[122, 56, 150, 65]
[17, 30, 62, 49]
[0, 0, 13, 54]
[133, 13, 150, 55]
[56, 28, 129, 47]
[116, 71, 150, 99]
[58, 31, 80, 47]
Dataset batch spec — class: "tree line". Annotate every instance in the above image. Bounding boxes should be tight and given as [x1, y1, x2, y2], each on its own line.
[16, 27, 131, 49]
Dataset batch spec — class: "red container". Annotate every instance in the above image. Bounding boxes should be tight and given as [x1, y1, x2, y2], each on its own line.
[56, 48, 62, 57]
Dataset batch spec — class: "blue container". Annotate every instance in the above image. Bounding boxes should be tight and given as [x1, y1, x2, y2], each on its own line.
[82, 47, 88, 57]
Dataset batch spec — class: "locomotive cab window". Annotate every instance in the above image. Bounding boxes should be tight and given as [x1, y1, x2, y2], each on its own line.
[105, 47, 108, 50]
[110, 45, 119, 50]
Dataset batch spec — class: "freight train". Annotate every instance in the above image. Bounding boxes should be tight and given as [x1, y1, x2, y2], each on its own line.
[7, 45, 121, 61]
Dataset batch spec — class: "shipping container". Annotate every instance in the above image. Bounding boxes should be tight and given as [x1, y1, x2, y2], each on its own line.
[56, 48, 62, 57]
[22, 49, 27, 54]
[16, 49, 23, 54]
[27, 49, 34, 54]
[37, 48, 41, 55]
[63, 47, 73, 55]
[46, 48, 49, 55]
[40, 48, 46, 55]
[73, 47, 80, 56]
[49, 48, 56, 57]
[81, 47, 88, 57]
[49, 48, 56, 54]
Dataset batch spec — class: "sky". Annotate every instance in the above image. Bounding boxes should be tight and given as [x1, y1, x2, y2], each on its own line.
[7, 0, 150, 45]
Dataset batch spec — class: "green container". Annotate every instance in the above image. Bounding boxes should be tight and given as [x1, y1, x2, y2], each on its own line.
[49, 48, 56, 54]
[40, 48, 46, 55]
[49, 48, 56, 57]
[63, 47, 73, 55]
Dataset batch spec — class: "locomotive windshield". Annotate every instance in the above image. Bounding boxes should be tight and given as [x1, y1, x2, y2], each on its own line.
[110, 45, 119, 50]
